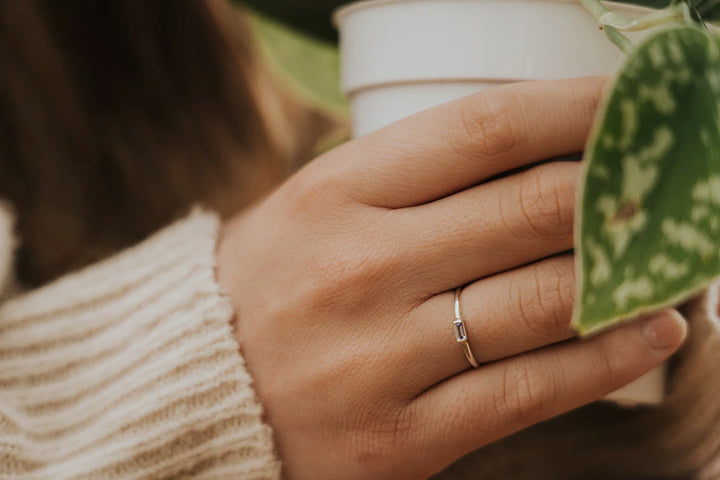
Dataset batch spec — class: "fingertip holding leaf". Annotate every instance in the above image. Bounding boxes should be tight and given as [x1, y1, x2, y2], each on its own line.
[573, 26, 720, 336]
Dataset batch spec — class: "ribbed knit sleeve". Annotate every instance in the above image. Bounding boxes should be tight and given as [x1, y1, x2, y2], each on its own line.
[0, 210, 282, 479]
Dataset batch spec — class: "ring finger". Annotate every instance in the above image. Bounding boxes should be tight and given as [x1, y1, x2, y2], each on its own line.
[402, 253, 576, 391]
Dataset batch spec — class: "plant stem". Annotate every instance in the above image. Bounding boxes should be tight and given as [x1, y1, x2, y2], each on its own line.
[578, 0, 635, 55]
[577, 0, 610, 21]
[600, 4, 687, 31]
[603, 25, 636, 55]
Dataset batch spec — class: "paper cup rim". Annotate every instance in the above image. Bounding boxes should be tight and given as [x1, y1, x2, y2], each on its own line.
[333, 0, 650, 27]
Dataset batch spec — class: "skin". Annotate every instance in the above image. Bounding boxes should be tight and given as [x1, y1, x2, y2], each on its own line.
[217, 76, 688, 480]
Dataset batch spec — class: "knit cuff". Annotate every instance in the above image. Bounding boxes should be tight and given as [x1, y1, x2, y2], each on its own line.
[0, 209, 282, 479]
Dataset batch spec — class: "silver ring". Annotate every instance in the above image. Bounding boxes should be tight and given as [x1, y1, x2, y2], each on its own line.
[453, 287, 480, 368]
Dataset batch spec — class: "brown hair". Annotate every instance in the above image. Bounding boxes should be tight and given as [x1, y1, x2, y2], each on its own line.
[0, 0, 339, 286]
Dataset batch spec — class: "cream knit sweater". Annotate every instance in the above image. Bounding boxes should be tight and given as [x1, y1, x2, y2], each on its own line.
[0, 209, 282, 479]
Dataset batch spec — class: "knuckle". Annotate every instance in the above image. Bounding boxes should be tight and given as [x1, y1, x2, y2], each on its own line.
[282, 165, 343, 216]
[271, 220, 396, 317]
[549, 258, 577, 325]
[348, 406, 416, 477]
[518, 162, 577, 238]
[496, 187, 524, 243]
[313, 246, 394, 308]
[493, 359, 555, 423]
[520, 260, 575, 336]
[591, 342, 619, 388]
[254, 242, 393, 337]
[458, 92, 519, 158]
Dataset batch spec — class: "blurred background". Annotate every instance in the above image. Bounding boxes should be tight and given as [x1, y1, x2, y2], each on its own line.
[0, 0, 712, 286]
[0, 0, 352, 287]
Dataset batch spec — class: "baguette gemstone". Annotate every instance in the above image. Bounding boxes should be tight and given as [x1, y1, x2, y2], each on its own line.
[453, 320, 467, 343]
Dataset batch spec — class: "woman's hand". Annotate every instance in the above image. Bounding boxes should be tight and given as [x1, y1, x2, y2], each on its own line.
[217, 77, 687, 480]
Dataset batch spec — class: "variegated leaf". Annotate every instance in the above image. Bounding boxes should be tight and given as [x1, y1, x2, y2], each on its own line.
[574, 26, 720, 335]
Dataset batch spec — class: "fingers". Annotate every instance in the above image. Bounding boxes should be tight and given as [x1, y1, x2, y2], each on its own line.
[403, 254, 576, 389]
[396, 160, 579, 293]
[338, 76, 605, 209]
[408, 310, 687, 476]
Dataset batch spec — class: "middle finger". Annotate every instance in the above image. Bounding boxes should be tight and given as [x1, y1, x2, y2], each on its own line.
[394, 160, 579, 295]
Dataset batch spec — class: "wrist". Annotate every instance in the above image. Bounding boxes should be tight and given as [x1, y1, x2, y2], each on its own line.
[216, 212, 248, 341]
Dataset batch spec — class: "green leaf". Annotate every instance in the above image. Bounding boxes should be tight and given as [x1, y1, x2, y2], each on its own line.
[573, 26, 720, 335]
[239, 0, 345, 42]
[623, 0, 720, 21]
[246, 9, 348, 115]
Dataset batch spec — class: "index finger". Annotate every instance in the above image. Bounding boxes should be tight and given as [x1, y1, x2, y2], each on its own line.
[336, 76, 607, 209]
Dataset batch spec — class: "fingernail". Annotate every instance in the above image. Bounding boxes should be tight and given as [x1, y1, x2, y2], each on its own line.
[642, 310, 688, 350]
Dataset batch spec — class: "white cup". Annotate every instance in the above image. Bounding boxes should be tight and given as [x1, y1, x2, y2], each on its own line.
[335, 0, 666, 407]
[334, 0, 655, 138]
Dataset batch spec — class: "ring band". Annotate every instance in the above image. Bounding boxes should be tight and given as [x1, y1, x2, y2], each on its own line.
[454, 287, 480, 368]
